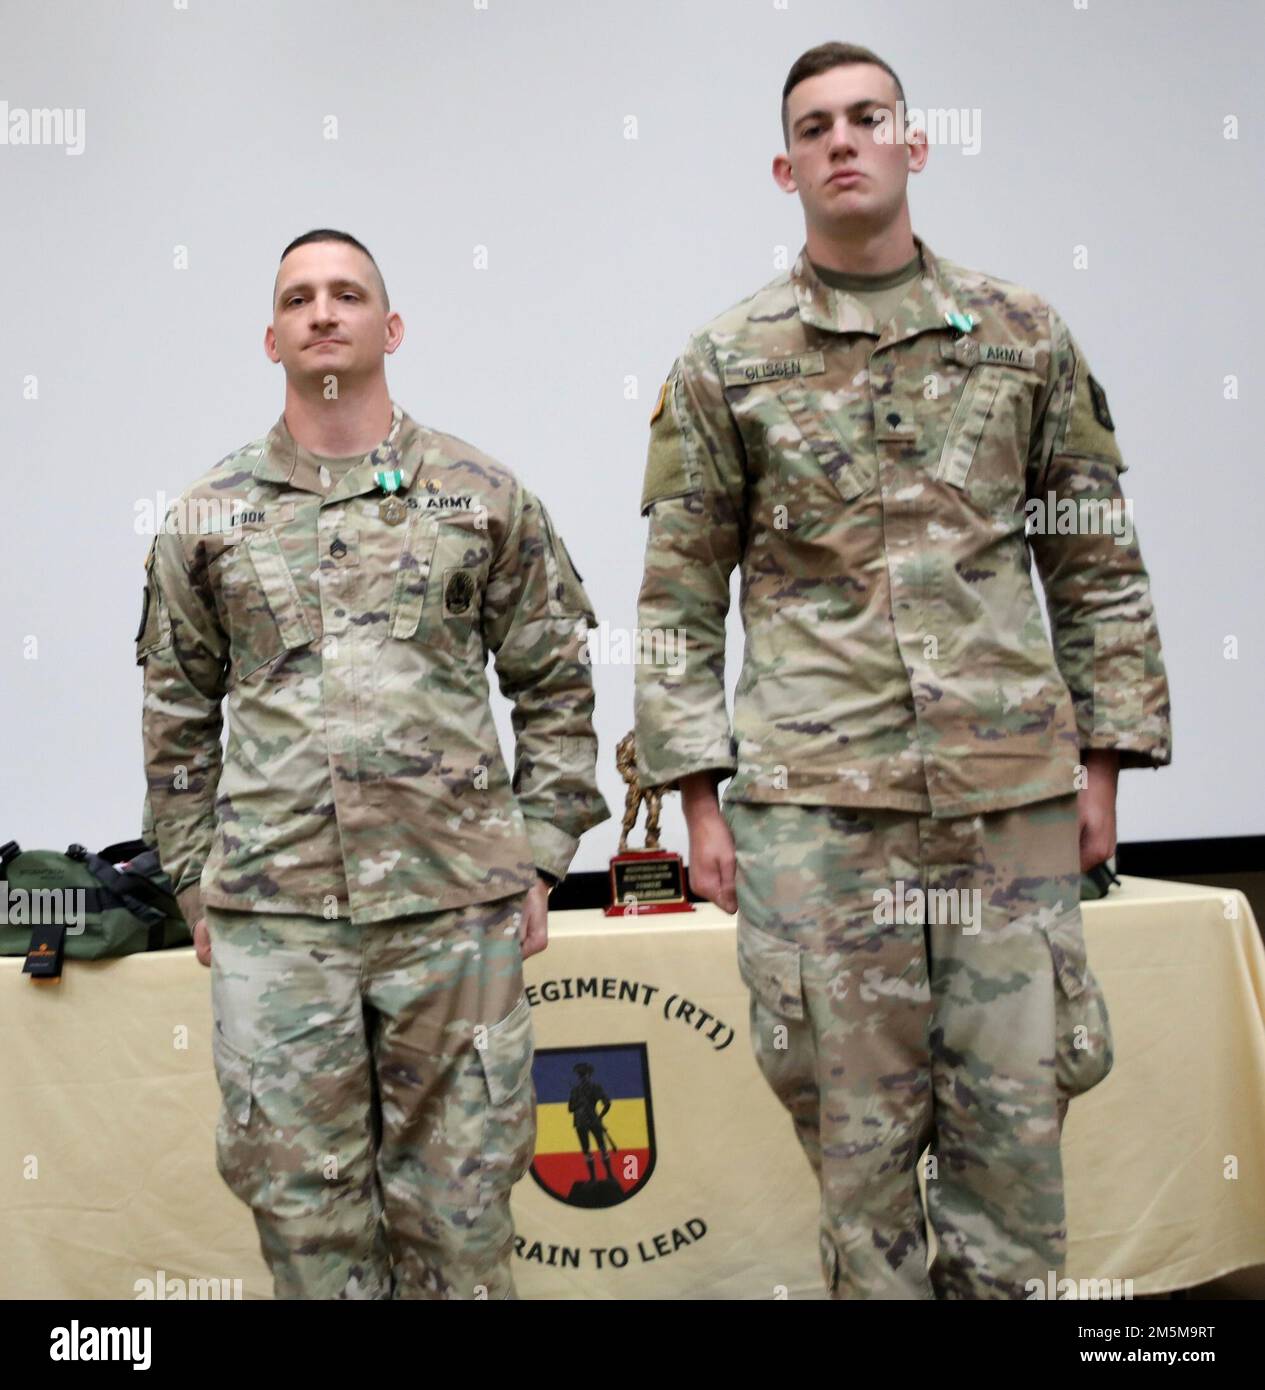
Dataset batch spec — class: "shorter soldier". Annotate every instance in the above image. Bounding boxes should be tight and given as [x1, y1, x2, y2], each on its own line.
[138, 230, 609, 1298]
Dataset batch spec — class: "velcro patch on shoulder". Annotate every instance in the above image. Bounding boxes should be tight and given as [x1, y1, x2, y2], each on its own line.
[1062, 361, 1124, 462]
[1087, 374, 1114, 431]
[722, 351, 826, 388]
[640, 368, 699, 513]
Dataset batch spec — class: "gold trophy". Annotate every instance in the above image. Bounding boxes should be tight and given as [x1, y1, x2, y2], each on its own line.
[606, 731, 693, 916]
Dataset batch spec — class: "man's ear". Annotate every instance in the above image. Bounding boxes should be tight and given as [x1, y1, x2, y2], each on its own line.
[263, 325, 281, 364]
[772, 152, 798, 194]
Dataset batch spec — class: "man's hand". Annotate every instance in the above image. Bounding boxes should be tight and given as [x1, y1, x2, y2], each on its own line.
[518, 877, 551, 959]
[680, 772, 737, 914]
[177, 885, 210, 966]
[1078, 749, 1120, 872]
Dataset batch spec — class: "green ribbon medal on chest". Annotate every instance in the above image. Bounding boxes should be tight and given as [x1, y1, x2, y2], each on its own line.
[374, 468, 408, 525]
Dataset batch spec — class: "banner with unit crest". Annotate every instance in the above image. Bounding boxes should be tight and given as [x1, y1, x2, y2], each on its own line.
[511, 912, 822, 1298]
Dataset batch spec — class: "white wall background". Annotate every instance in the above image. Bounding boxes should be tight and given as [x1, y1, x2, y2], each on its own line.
[1, 0, 1261, 872]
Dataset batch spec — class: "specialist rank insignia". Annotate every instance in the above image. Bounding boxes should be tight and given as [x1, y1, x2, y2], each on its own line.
[444, 570, 475, 614]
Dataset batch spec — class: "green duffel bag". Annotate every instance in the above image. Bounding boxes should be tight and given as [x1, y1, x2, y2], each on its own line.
[0, 838, 191, 960]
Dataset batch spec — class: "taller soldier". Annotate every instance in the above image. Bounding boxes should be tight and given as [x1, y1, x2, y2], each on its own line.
[634, 44, 1171, 1299]
[138, 229, 609, 1298]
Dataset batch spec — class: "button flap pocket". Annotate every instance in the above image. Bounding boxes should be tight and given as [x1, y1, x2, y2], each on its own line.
[388, 510, 442, 639]
[775, 383, 876, 502]
[737, 916, 804, 1020]
[937, 366, 1004, 489]
[480, 994, 534, 1106]
[211, 1026, 254, 1126]
[243, 531, 314, 650]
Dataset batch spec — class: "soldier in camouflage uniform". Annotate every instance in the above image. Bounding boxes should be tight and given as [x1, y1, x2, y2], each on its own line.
[138, 229, 609, 1298]
[634, 45, 1171, 1298]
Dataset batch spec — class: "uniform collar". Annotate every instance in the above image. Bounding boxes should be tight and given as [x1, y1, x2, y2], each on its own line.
[253, 401, 435, 502]
[790, 235, 972, 349]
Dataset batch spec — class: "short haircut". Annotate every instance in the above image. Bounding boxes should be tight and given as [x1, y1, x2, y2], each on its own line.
[276, 229, 390, 311]
[781, 42, 906, 147]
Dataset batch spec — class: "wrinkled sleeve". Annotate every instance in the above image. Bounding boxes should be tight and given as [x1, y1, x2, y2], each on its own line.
[1027, 306, 1172, 769]
[633, 333, 747, 790]
[482, 483, 610, 881]
[136, 522, 229, 928]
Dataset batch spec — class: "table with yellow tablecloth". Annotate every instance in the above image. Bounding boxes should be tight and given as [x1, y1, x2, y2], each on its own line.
[2, 876, 1262, 1299]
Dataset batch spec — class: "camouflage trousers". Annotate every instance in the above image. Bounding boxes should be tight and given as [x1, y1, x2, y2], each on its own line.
[725, 794, 1113, 1300]
[205, 893, 536, 1300]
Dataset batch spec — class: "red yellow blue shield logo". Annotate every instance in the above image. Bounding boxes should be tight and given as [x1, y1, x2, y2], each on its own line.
[529, 1043, 656, 1208]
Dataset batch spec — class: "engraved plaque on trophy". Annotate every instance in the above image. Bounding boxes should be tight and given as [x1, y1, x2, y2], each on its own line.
[606, 730, 693, 916]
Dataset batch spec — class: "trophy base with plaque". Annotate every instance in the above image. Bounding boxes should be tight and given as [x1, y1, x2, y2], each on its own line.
[605, 848, 693, 917]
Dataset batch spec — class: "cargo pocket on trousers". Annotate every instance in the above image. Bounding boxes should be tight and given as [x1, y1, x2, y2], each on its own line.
[211, 1023, 369, 1220]
[737, 916, 804, 1019]
[736, 915, 816, 1116]
[211, 1026, 264, 1208]
[477, 994, 537, 1206]
[1042, 905, 1114, 1102]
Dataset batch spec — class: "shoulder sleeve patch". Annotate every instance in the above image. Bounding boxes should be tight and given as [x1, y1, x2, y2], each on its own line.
[1060, 355, 1125, 467]
[640, 364, 702, 513]
[135, 543, 173, 663]
[1087, 374, 1114, 432]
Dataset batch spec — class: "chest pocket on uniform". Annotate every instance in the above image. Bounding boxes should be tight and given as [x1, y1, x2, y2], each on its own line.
[389, 514, 487, 647]
[776, 382, 878, 503]
[216, 530, 315, 682]
[935, 361, 1037, 506]
[728, 371, 877, 505]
